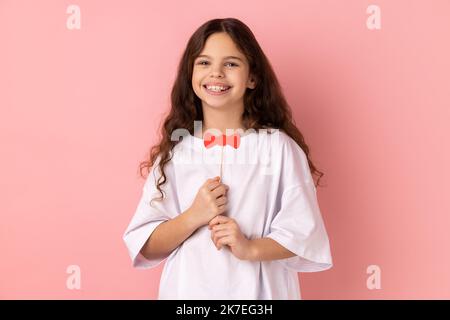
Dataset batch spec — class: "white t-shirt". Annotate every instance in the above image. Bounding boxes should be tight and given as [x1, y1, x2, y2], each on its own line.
[123, 129, 333, 299]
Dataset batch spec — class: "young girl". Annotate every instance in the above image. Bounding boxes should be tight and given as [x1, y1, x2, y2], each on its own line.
[123, 18, 333, 300]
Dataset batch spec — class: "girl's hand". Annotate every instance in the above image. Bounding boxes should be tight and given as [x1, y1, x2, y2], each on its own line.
[188, 176, 229, 227]
[208, 215, 254, 261]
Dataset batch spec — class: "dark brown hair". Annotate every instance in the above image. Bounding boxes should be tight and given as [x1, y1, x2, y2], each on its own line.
[139, 18, 325, 204]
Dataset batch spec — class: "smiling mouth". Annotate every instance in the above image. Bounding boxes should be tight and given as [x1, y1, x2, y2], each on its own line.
[202, 85, 232, 93]
[202, 85, 232, 95]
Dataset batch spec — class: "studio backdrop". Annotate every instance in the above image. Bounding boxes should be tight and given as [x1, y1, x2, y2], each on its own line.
[1, 0, 449, 299]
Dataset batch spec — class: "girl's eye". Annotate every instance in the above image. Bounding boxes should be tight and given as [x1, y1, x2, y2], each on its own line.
[196, 60, 238, 67]
[225, 62, 238, 67]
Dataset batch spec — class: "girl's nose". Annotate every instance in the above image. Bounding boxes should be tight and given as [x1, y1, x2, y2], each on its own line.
[210, 72, 224, 78]
[210, 66, 225, 78]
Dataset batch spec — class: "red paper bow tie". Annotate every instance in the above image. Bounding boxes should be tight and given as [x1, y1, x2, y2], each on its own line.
[203, 132, 241, 149]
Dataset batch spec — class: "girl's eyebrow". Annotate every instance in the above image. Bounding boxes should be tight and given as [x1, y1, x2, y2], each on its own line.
[196, 54, 244, 62]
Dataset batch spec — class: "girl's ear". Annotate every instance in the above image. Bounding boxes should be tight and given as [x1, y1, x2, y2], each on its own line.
[247, 75, 257, 89]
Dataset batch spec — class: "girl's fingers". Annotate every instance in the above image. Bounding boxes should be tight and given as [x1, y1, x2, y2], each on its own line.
[211, 185, 228, 198]
[217, 235, 232, 249]
[212, 230, 232, 250]
[211, 231, 223, 249]
[213, 230, 230, 240]
[210, 223, 228, 231]
[211, 229, 231, 249]
[207, 180, 221, 191]
[215, 195, 227, 206]
[204, 176, 220, 190]
[208, 217, 229, 230]
[209, 214, 231, 227]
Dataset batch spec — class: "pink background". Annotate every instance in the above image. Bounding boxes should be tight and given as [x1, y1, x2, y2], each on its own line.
[1, 0, 449, 299]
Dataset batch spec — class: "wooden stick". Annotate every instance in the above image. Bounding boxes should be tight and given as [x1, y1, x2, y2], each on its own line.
[220, 145, 224, 180]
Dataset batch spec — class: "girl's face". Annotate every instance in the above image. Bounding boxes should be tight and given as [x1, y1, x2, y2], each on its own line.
[192, 32, 256, 111]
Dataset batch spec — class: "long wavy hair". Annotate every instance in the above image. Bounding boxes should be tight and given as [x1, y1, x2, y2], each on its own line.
[139, 18, 325, 204]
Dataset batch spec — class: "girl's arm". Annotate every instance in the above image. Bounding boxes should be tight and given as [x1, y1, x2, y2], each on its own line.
[140, 208, 202, 260]
[208, 215, 297, 262]
[247, 238, 297, 261]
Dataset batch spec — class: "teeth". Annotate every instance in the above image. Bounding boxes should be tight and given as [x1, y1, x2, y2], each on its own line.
[205, 85, 230, 92]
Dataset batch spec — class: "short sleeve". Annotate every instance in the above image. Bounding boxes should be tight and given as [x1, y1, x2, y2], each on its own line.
[266, 135, 333, 272]
[123, 156, 181, 269]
